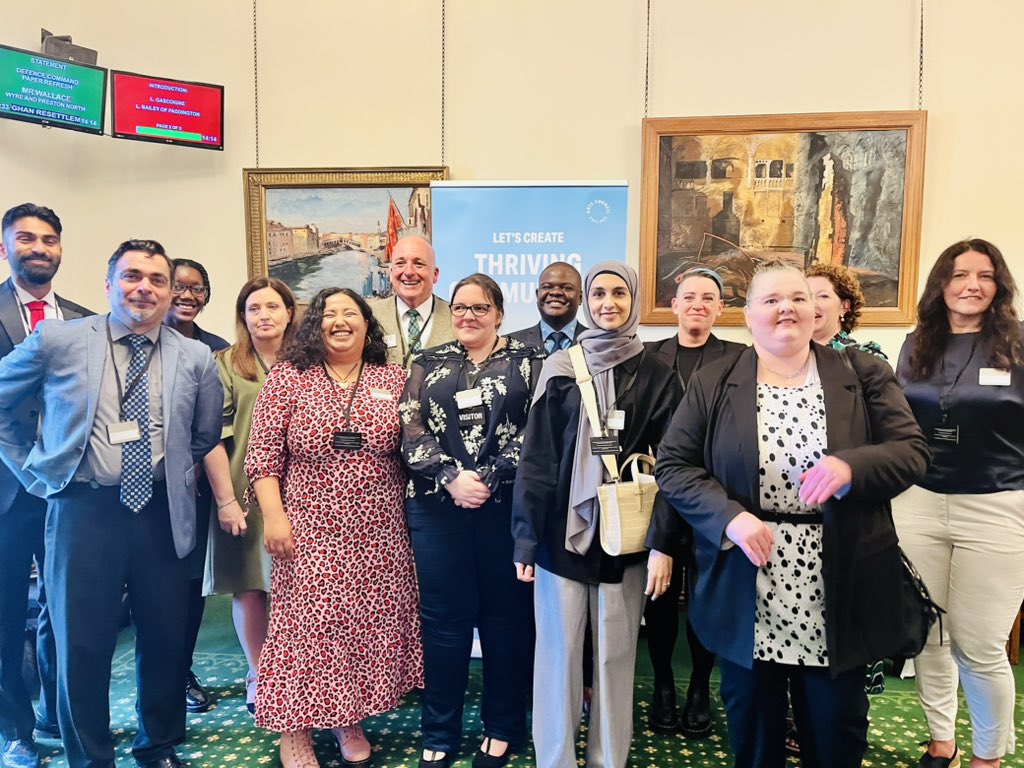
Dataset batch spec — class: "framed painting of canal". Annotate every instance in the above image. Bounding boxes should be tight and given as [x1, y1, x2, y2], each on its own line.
[638, 111, 927, 326]
[244, 166, 449, 304]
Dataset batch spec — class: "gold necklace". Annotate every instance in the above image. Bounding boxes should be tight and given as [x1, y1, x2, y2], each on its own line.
[758, 354, 810, 380]
[325, 360, 362, 389]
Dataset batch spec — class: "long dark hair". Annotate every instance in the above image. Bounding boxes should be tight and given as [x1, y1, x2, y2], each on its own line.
[906, 238, 1022, 380]
[229, 277, 297, 381]
[280, 287, 387, 369]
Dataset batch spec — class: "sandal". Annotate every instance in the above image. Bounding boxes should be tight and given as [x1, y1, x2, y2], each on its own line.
[333, 724, 372, 767]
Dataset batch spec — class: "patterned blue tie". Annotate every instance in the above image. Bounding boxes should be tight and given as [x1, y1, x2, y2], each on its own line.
[547, 330, 569, 354]
[120, 334, 153, 512]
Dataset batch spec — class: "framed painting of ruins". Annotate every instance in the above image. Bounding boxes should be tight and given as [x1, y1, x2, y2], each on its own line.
[639, 111, 927, 326]
[244, 166, 448, 304]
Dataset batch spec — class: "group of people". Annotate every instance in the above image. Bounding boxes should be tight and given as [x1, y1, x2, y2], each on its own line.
[0, 200, 1021, 768]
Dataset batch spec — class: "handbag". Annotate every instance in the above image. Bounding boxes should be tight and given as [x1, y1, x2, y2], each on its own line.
[569, 345, 657, 556]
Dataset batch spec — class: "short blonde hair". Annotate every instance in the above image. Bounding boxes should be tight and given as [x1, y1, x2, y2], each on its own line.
[745, 259, 808, 305]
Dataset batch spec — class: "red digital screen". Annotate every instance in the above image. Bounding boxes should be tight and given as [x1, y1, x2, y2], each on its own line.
[111, 70, 223, 150]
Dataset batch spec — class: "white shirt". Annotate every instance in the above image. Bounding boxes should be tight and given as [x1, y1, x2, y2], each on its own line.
[396, 295, 437, 350]
[11, 282, 63, 335]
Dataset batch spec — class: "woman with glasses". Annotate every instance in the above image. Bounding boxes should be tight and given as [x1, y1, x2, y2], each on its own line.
[400, 274, 544, 768]
[162, 258, 229, 715]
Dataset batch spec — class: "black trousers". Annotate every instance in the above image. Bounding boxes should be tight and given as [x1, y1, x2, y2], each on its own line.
[0, 489, 58, 741]
[45, 482, 189, 768]
[719, 657, 868, 768]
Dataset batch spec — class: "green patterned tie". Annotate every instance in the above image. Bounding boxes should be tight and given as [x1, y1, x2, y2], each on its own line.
[407, 309, 422, 354]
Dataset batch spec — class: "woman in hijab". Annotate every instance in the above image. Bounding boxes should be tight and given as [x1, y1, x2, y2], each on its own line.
[512, 261, 682, 768]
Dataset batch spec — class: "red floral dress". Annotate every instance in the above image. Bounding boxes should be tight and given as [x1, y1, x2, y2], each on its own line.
[245, 361, 424, 731]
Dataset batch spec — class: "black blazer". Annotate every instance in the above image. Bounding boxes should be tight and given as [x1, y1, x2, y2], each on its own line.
[655, 344, 929, 674]
[506, 321, 586, 350]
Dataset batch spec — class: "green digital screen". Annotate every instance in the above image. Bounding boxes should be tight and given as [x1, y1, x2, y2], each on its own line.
[0, 44, 106, 135]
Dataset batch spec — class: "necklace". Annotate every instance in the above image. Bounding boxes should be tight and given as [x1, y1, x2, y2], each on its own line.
[758, 354, 810, 380]
[325, 360, 362, 389]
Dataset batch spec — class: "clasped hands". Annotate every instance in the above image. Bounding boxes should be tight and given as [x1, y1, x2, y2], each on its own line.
[446, 470, 491, 508]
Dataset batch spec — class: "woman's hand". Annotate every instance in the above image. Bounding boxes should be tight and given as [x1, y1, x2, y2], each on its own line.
[798, 456, 853, 505]
[263, 513, 294, 560]
[515, 562, 535, 583]
[725, 511, 774, 567]
[217, 499, 248, 537]
[645, 549, 673, 600]
[446, 470, 491, 508]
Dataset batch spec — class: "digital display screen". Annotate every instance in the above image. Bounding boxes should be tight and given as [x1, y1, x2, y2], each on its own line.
[111, 70, 223, 150]
[0, 44, 106, 135]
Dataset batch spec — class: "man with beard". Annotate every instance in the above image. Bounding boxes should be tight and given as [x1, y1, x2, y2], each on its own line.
[0, 204, 92, 768]
[508, 262, 586, 352]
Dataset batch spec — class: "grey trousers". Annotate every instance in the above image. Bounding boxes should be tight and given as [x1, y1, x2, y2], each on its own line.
[532, 563, 646, 768]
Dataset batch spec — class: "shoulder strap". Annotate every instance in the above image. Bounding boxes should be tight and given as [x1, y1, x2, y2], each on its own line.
[569, 345, 620, 481]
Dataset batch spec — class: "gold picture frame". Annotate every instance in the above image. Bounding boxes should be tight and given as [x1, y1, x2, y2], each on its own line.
[639, 111, 927, 326]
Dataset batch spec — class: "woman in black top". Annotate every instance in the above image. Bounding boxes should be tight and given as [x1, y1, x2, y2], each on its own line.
[513, 261, 681, 768]
[894, 238, 1024, 768]
[401, 274, 543, 768]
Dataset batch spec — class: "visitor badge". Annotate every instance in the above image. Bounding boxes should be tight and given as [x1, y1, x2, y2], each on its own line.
[107, 420, 141, 445]
[590, 436, 620, 455]
[369, 388, 394, 401]
[384, 334, 398, 348]
[979, 368, 1011, 386]
[606, 409, 625, 431]
[332, 431, 364, 451]
[455, 388, 484, 409]
[457, 407, 486, 426]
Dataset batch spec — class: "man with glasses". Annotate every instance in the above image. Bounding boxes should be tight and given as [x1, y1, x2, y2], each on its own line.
[0, 239, 222, 768]
[0, 204, 93, 768]
[508, 262, 586, 353]
[369, 234, 455, 369]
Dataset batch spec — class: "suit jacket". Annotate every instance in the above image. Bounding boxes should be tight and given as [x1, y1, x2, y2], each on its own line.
[369, 294, 456, 368]
[0, 313, 224, 558]
[506, 320, 587, 350]
[0, 278, 93, 511]
[655, 344, 929, 674]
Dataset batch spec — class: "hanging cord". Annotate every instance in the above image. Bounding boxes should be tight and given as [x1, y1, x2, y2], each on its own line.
[440, 0, 447, 166]
[643, 0, 651, 118]
[917, 0, 925, 110]
[252, 0, 261, 167]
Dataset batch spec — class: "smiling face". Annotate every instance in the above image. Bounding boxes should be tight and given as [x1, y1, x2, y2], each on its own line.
[243, 286, 293, 347]
[106, 250, 173, 333]
[808, 275, 849, 343]
[587, 272, 632, 332]
[672, 275, 724, 341]
[536, 263, 582, 328]
[452, 282, 502, 352]
[943, 250, 996, 331]
[0, 216, 62, 289]
[168, 265, 208, 325]
[389, 236, 438, 308]
[321, 291, 368, 365]
[743, 268, 814, 356]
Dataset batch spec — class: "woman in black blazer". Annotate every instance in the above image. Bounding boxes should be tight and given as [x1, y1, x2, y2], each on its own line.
[655, 260, 928, 768]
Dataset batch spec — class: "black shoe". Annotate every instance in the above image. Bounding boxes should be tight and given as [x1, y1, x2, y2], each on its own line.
[418, 749, 452, 768]
[185, 670, 211, 713]
[0, 740, 39, 768]
[472, 738, 510, 768]
[648, 682, 679, 734]
[136, 755, 185, 768]
[680, 685, 713, 739]
[915, 744, 960, 768]
[31, 717, 60, 742]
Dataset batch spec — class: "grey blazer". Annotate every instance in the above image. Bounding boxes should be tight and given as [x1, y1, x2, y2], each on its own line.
[369, 294, 456, 368]
[0, 313, 223, 557]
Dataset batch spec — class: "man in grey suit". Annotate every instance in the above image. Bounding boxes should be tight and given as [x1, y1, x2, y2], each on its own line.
[0, 239, 222, 768]
[507, 262, 585, 353]
[0, 203, 93, 768]
[368, 234, 455, 369]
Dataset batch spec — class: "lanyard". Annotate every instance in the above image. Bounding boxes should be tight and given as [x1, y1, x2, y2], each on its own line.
[325, 362, 365, 429]
[254, 351, 270, 376]
[105, 320, 160, 414]
[938, 335, 978, 419]
[395, 296, 435, 368]
[674, 345, 706, 392]
[459, 336, 502, 390]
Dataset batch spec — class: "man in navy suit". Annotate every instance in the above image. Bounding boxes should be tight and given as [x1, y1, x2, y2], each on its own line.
[507, 262, 585, 352]
[0, 204, 93, 768]
[0, 239, 222, 768]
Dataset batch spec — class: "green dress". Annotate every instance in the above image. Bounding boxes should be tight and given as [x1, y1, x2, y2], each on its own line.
[202, 348, 272, 595]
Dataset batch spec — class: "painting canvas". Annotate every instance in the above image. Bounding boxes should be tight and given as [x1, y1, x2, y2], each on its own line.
[639, 112, 927, 325]
[244, 167, 448, 303]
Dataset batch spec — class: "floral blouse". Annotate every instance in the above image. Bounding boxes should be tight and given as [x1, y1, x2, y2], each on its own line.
[399, 337, 544, 499]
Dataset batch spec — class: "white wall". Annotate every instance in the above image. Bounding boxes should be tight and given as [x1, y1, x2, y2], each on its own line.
[2, 0, 1022, 360]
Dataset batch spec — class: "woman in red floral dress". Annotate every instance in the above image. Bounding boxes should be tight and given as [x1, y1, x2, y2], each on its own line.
[246, 287, 424, 768]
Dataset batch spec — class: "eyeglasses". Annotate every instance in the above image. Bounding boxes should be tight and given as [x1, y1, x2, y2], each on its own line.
[171, 282, 209, 298]
[451, 303, 493, 317]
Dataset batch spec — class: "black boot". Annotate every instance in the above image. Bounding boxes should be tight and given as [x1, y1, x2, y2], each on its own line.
[680, 684, 712, 739]
[648, 681, 679, 734]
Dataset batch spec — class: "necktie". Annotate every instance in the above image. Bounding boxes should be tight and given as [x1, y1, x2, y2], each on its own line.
[120, 334, 153, 513]
[26, 300, 47, 331]
[407, 309, 422, 354]
[547, 330, 569, 354]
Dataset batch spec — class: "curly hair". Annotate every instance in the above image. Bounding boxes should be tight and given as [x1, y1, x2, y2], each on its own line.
[280, 288, 387, 370]
[905, 238, 1023, 381]
[228, 276, 297, 381]
[805, 262, 866, 333]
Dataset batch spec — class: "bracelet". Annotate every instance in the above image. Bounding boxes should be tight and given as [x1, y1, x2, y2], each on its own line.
[218, 498, 238, 510]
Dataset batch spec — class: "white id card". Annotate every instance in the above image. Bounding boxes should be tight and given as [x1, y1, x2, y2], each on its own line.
[369, 388, 394, 401]
[606, 409, 626, 431]
[384, 334, 398, 348]
[979, 368, 1011, 386]
[107, 420, 142, 445]
[455, 387, 484, 409]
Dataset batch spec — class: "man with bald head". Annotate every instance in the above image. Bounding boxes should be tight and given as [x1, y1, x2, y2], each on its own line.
[369, 234, 455, 368]
[508, 261, 586, 352]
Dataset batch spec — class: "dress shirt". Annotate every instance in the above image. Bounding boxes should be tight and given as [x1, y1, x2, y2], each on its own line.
[10, 282, 63, 335]
[539, 318, 579, 352]
[396, 295, 437, 351]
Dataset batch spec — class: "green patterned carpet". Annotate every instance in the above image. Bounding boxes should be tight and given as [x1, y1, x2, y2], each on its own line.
[34, 597, 1024, 766]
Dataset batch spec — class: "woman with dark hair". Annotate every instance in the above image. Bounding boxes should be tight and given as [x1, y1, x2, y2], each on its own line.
[202, 276, 296, 717]
[894, 239, 1024, 768]
[806, 261, 886, 359]
[400, 274, 543, 768]
[162, 258, 230, 714]
[513, 261, 681, 768]
[246, 287, 423, 768]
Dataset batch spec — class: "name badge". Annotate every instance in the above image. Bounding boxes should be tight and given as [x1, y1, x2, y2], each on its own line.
[332, 431, 363, 451]
[930, 425, 959, 445]
[979, 368, 1011, 386]
[590, 436, 620, 455]
[457, 407, 486, 426]
[455, 388, 484, 409]
[606, 409, 625, 431]
[369, 388, 394, 401]
[107, 420, 142, 445]
[384, 334, 398, 348]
